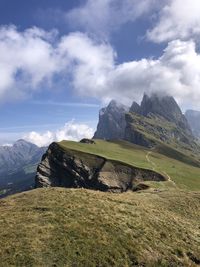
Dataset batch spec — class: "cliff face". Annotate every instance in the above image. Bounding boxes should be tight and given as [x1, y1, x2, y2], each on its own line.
[139, 94, 192, 135]
[124, 94, 196, 150]
[93, 100, 128, 140]
[36, 142, 166, 192]
[93, 94, 194, 148]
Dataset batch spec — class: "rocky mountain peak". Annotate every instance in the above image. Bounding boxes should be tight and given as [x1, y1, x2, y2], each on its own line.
[107, 99, 118, 108]
[130, 93, 192, 134]
[140, 93, 180, 118]
[93, 100, 128, 140]
[94, 93, 194, 147]
[14, 139, 37, 148]
[107, 100, 128, 112]
[130, 101, 141, 114]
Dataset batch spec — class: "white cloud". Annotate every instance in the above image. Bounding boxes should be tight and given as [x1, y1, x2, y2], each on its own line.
[0, 25, 67, 101]
[0, 26, 113, 103]
[23, 121, 94, 147]
[1, 25, 200, 109]
[66, 36, 200, 108]
[67, 0, 159, 39]
[59, 32, 115, 95]
[148, 0, 200, 43]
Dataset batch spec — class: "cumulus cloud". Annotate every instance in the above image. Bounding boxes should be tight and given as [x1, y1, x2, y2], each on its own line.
[59, 32, 115, 95]
[0, 25, 68, 101]
[148, 0, 200, 43]
[67, 0, 159, 39]
[67, 36, 200, 108]
[1, 24, 200, 109]
[0, 26, 113, 102]
[23, 121, 94, 147]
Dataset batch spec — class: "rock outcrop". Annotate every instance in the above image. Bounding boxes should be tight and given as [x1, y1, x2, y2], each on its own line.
[124, 94, 195, 149]
[93, 94, 194, 148]
[35, 142, 166, 192]
[139, 94, 192, 135]
[93, 100, 128, 140]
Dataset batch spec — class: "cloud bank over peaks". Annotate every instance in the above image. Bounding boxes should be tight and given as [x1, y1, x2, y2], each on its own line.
[1, 24, 200, 109]
[69, 36, 200, 108]
[23, 121, 94, 147]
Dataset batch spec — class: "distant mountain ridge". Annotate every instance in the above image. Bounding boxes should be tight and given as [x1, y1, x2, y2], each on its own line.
[0, 139, 45, 175]
[0, 139, 46, 197]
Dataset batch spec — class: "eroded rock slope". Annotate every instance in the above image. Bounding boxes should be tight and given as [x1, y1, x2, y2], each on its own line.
[36, 142, 166, 192]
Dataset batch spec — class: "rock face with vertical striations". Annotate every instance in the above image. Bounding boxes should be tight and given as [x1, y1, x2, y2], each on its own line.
[124, 94, 197, 153]
[93, 100, 128, 140]
[93, 93, 199, 156]
[139, 93, 192, 135]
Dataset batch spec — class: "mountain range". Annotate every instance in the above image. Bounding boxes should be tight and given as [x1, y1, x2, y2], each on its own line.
[94, 93, 200, 159]
[0, 139, 46, 197]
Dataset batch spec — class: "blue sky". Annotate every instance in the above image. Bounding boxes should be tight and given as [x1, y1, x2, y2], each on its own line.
[1, 0, 200, 146]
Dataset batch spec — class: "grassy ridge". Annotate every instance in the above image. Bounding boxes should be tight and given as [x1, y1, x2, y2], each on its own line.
[0, 188, 199, 266]
[59, 140, 200, 191]
[1, 140, 200, 266]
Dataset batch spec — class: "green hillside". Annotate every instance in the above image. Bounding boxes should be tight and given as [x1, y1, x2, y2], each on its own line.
[0, 188, 200, 266]
[59, 139, 200, 191]
[125, 112, 200, 161]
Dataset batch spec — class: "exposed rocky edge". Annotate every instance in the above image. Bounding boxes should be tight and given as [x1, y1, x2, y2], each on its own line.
[35, 142, 166, 193]
[185, 109, 200, 138]
[93, 100, 128, 140]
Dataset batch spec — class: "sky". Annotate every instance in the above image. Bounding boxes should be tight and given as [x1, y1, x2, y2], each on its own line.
[1, 0, 200, 146]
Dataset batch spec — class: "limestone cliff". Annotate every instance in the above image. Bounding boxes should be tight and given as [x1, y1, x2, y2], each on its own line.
[93, 100, 128, 140]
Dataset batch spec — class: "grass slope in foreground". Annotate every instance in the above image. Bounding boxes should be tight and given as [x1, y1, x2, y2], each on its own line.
[0, 188, 200, 266]
[59, 140, 200, 191]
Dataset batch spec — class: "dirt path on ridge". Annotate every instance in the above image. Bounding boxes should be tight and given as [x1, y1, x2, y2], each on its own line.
[146, 151, 175, 185]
